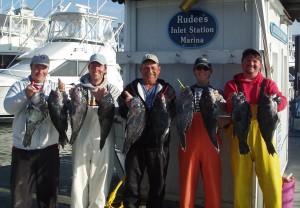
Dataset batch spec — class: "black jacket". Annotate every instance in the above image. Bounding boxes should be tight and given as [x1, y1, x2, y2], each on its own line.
[118, 78, 176, 149]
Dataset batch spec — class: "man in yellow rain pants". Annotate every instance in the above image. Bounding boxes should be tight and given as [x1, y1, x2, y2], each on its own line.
[224, 48, 287, 208]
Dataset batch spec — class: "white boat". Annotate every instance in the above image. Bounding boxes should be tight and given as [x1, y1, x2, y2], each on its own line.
[0, 1, 49, 69]
[0, 2, 124, 117]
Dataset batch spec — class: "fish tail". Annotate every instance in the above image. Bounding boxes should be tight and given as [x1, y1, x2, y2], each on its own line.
[180, 142, 186, 152]
[69, 134, 77, 145]
[239, 145, 250, 155]
[181, 145, 186, 152]
[59, 133, 69, 149]
[266, 143, 276, 156]
[123, 142, 130, 154]
[23, 135, 31, 147]
[212, 140, 219, 152]
[209, 134, 219, 151]
[100, 138, 106, 150]
[238, 136, 250, 155]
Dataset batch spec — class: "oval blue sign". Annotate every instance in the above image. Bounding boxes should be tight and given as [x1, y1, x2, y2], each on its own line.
[168, 9, 218, 48]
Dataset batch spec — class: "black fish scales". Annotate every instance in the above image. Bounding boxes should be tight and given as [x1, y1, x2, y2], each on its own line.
[176, 86, 194, 151]
[69, 89, 88, 145]
[123, 96, 146, 154]
[152, 91, 171, 154]
[199, 87, 220, 152]
[231, 92, 252, 154]
[98, 93, 115, 150]
[23, 91, 49, 147]
[257, 93, 279, 155]
[48, 89, 69, 148]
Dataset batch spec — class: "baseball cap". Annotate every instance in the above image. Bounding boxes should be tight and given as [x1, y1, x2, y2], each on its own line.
[89, 54, 108, 65]
[193, 57, 211, 69]
[142, 54, 159, 64]
[242, 48, 261, 59]
[31, 54, 50, 67]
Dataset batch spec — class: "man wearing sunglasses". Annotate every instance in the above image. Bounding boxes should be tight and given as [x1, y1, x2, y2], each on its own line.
[178, 57, 226, 208]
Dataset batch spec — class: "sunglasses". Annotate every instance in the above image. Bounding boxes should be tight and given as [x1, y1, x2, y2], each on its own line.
[195, 66, 210, 71]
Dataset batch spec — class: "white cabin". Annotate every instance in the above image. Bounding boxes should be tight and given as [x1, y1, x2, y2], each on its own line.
[0, 3, 123, 117]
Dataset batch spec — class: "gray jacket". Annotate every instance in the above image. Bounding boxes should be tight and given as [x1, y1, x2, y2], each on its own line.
[4, 76, 61, 150]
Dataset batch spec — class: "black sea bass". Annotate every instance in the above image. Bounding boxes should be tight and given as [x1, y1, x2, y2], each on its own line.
[123, 96, 146, 154]
[199, 87, 220, 152]
[176, 85, 194, 151]
[231, 92, 252, 155]
[257, 93, 279, 155]
[98, 93, 115, 150]
[69, 88, 88, 145]
[24, 91, 49, 147]
[48, 89, 69, 148]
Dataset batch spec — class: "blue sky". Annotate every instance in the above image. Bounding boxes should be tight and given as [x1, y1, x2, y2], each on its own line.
[292, 21, 300, 35]
[3, 0, 125, 23]
[3, 0, 300, 34]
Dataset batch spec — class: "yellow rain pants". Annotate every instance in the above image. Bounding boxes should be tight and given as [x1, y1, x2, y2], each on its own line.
[227, 105, 282, 208]
[179, 112, 221, 208]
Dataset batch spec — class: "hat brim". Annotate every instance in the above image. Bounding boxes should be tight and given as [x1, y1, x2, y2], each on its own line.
[31, 62, 49, 67]
[194, 63, 210, 69]
[242, 49, 261, 57]
[142, 59, 158, 64]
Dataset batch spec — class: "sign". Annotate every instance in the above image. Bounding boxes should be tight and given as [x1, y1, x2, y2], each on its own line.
[168, 9, 218, 48]
[270, 22, 288, 45]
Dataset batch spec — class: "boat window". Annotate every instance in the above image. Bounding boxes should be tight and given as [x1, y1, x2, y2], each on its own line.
[49, 61, 88, 77]
[78, 61, 88, 76]
[50, 61, 77, 76]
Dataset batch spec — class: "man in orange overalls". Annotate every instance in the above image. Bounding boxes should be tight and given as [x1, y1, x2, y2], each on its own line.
[224, 48, 287, 208]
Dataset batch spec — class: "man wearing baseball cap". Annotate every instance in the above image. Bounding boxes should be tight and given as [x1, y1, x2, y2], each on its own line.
[70, 53, 120, 208]
[30, 54, 50, 67]
[224, 48, 287, 208]
[193, 57, 212, 69]
[118, 53, 176, 208]
[4, 53, 66, 207]
[89, 53, 108, 65]
[178, 57, 226, 208]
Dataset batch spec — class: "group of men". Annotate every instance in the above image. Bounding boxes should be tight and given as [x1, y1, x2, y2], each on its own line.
[4, 48, 287, 208]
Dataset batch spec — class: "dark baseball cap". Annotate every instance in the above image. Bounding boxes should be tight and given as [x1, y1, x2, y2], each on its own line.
[193, 57, 211, 69]
[242, 48, 261, 59]
[31, 54, 50, 67]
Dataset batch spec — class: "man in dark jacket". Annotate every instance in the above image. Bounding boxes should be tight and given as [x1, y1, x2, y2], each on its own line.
[118, 54, 176, 208]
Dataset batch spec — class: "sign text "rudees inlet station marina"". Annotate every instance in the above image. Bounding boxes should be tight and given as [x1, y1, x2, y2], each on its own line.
[168, 9, 218, 48]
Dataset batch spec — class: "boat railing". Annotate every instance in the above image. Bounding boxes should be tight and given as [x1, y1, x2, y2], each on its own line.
[0, 13, 49, 48]
[47, 12, 117, 46]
